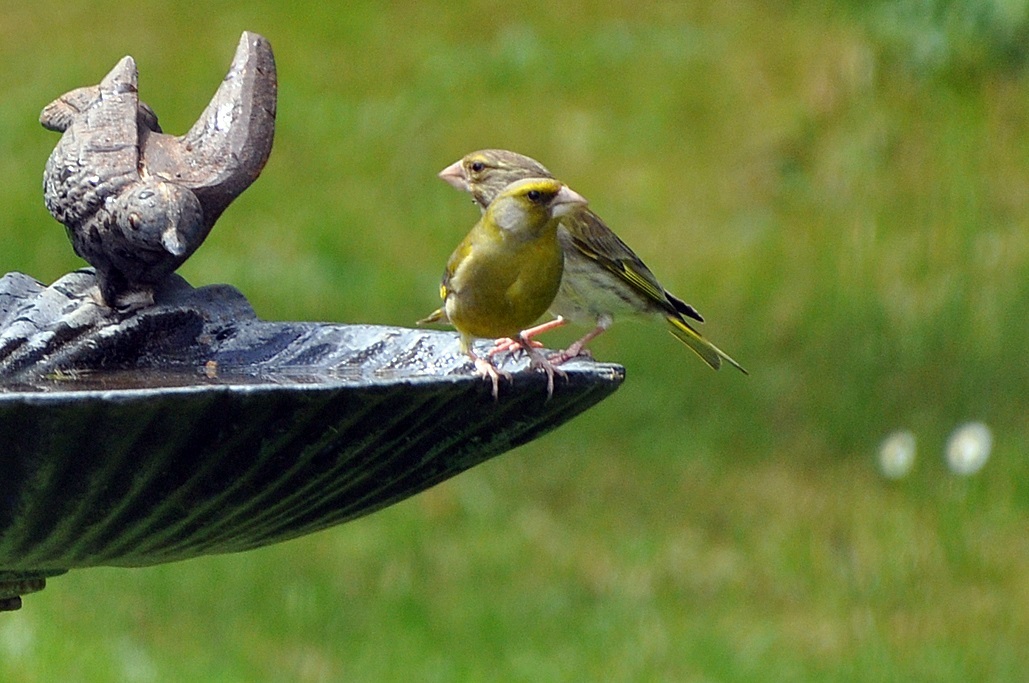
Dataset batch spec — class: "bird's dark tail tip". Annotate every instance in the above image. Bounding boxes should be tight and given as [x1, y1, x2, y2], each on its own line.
[666, 292, 704, 323]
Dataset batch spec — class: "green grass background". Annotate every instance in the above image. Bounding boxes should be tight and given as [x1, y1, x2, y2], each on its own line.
[2, 1, 1027, 680]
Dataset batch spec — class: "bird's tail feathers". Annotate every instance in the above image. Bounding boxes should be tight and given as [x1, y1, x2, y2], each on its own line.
[666, 315, 748, 375]
[665, 292, 704, 323]
[417, 308, 448, 326]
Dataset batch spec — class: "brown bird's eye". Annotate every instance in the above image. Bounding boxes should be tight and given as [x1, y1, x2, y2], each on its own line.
[526, 190, 541, 202]
[470, 161, 485, 173]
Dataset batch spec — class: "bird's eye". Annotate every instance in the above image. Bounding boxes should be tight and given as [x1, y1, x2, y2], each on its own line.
[470, 161, 485, 173]
[526, 190, 542, 202]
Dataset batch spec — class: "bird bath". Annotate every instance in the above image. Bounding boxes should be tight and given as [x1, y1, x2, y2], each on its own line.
[0, 32, 624, 610]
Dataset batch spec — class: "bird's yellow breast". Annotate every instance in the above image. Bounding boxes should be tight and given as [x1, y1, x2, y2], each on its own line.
[444, 228, 563, 339]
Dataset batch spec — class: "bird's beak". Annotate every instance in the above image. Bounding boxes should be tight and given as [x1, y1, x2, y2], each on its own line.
[162, 226, 187, 256]
[551, 185, 588, 218]
[437, 160, 469, 191]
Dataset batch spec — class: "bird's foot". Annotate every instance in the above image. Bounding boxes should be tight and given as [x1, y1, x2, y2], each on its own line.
[548, 345, 594, 366]
[112, 288, 156, 315]
[488, 336, 542, 357]
[547, 323, 606, 366]
[488, 316, 566, 357]
[521, 335, 566, 399]
[473, 356, 512, 400]
[93, 275, 155, 315]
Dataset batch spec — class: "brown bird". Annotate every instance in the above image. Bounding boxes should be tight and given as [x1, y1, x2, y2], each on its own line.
[439, 149, 747, 373]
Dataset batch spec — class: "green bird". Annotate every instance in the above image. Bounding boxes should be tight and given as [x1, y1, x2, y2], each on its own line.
[438, 149, 747, 374]
[420, 177, 589, 398]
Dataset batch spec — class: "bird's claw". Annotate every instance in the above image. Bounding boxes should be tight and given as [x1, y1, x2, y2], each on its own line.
[521, 334, 566, 399]
[548, 345, 593, 366]
[528, 351, 566, 399]
[473, 356, 512, 400]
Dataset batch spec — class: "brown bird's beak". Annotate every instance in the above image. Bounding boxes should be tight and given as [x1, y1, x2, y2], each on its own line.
[550, 185, 588, 218]
[438, 159, 469, 191]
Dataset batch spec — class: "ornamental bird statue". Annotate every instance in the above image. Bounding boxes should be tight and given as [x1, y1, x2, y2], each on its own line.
[40, 31, 277, 311]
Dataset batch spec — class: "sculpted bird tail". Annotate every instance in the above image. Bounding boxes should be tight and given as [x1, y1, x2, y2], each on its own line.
[665, 315, 748, 375]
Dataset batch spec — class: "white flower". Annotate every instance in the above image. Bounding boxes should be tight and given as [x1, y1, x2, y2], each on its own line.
[945, 422, 992, 476]
[878, 430, 916, 479]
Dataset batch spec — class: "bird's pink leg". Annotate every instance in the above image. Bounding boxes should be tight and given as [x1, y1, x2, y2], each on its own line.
[549, 322, 608, 365]
[488, 316, 567, 357]
[520, 316, 569, 339]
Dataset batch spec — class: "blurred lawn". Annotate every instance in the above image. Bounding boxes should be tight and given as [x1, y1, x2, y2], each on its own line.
[1, 1, 1027, 681]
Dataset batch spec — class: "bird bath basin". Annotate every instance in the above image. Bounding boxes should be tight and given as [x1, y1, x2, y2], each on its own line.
[0, 272, 624, 611]
[0, 31, 626, 611]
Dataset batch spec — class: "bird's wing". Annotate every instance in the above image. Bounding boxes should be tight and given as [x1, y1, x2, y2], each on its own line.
[416, 248, 466, 326]
[562, 209, 703, 322]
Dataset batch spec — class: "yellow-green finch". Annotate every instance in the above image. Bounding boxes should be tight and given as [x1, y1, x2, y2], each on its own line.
[438, 149, 747, 374]
[419, 177, 589, 398]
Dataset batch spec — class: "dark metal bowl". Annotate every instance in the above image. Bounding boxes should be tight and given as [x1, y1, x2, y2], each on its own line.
[0, 366, 622, 575]
[0, 271, 625, 609]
